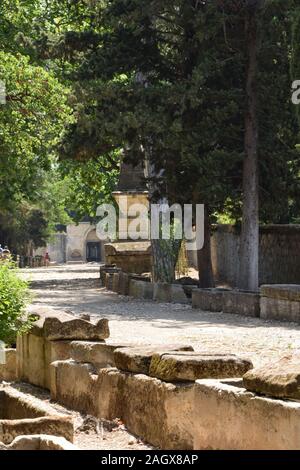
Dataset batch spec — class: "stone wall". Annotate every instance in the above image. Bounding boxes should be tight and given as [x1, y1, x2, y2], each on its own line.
[210, 224, 300, 286]
[3, 308, 300, 449]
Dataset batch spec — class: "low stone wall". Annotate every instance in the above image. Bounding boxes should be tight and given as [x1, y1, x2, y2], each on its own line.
[0, 349, 16, 382]
[223, 290, 260, 317]
[153, 283, 189, 304]
[49, 360, 300, 450]
[192, 289, 225, 312]
[16, 307, 109, 389]
[192, 379, 300, 450]
[260, 285, 300, 323]
[0, 385, 73, 444]
[50, 360, 197, 449]
[129, 280, 154, 300]
[8, 309, 300, 449]
[192, 288, 260, 317]
[17, 334, 72, 390]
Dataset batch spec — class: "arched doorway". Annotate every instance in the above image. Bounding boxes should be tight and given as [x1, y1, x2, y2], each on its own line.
[86, 229, 103, 262]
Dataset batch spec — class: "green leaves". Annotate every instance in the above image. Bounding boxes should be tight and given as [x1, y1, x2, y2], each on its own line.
[0, 51, 72, 209]
[0, 259, 33, 345]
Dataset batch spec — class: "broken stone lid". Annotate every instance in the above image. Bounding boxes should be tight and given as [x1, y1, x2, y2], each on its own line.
[27, 307, 109, 341]
[149, 352, 253, 382]
[243, 355, 300, 400]
[113, 345, 194, 375]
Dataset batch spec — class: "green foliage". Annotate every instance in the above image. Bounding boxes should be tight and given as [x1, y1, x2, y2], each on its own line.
[38, 0, 300, 225]
[0, 51, 72, 209]
[59, 152, 120, 222]
[0, 202, 49, 255]
[0, 259, 33, 345]
[0, 47, 73, 252]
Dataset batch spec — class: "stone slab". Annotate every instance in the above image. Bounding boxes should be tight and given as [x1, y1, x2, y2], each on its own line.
[0, 434, 78, 450]
[170, 285, 189, 304]
[149, 352, 253, 382]
[70, 341, 135, 367]
[28, 307, 110, 341]
[129, 280, 153, 300]
[223, 290, 260, 317]
[153, 283, 171, 302]
[260, 297, 300, 323]
[192, 289, 225, 312]
[43, 316, 109, 341]
[114, 345, 194, 375]
[16, 335, 72, 389]
[193, 378, 300, 450]
[243, 355, 300, 399]
[260, 285, 300, 302]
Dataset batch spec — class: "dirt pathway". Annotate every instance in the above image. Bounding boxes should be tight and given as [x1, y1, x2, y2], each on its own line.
[20, 264, 300, 368]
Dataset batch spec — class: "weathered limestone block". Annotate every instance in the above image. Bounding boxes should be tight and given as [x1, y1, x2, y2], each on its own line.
[28, 307, 110, 341]
[114, 345, 194, 375]
[260, 297, 300, 322]
[170, 285, 189, 304]
[192, 378, 300, 450]
[0, 385, 74, 444]
[0, 435, 78, 450]
[118, 372, 195, 449]
[0, 349, 16, 382]
[129, 280, 153, 300]
[50, 360, 123, 420]
[260, 285, 300, 323]
[261, 284, 300, 302]
[50, 360, 195, 449]
[153, 283, 171, 302]
[243, 355, 300, 399]
[50, 360, 98, 415]
[223, 290, 260, 317]
[100, 265, 118, 286]
[192, 288, 225, 312]
[17, 335, 72, 389]
[70, 341, 134, 367]
[0, 416, 73, 445]
[149, 353, 253, 382]
[16, 308, 109, 389]
[43, 316, 109, 341]
[48, 360, 300, 450]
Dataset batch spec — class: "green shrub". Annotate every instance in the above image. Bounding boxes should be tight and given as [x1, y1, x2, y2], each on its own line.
[0, 259, 33, 345]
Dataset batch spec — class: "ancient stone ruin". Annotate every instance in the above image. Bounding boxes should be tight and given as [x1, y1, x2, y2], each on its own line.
[1, 304, 300, 450]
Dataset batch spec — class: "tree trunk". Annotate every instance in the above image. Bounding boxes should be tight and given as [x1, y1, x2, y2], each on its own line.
[197, 208, 215, 288]
[151, 238, 181, 283]
[238, 3, 261, 291]
[144, 157, 181, 283]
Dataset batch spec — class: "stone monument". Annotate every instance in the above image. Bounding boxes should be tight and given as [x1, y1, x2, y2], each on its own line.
[104, 161, 152, 274]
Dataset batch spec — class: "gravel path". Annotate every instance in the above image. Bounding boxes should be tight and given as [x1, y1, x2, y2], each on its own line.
[21, 264, 300, 368]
